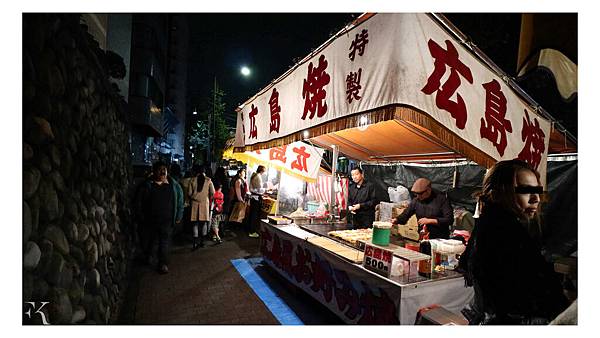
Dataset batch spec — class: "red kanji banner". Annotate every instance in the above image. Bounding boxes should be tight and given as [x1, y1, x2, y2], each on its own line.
[237, 13, 551, 179]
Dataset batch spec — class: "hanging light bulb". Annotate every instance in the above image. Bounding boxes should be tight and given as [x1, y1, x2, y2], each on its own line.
[358, 115, 369, 131]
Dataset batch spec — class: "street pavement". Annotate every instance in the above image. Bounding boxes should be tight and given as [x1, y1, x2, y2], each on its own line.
[118, 224, 343, 325]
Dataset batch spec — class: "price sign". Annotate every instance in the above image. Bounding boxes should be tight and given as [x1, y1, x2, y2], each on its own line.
[362, 243, 393, 277]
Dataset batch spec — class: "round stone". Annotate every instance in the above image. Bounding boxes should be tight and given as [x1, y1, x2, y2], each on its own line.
[64, 196, 79, 222]
[71, 306, 86, 324]
[24, 241, 42, 270]
[62, 221, 78, 242]
[87, 268, 100, 291]
[23, 166, 41, 199]
[49, 144, 61, 168]
[77, 223, 90, 242]
[85, 239, 98, 268]
[37, 153, 52, 174]
[23, 142, 34, 162]
[50, 171, 65, 192]
[24, 201, 32, 243]
[33, 278, 49, 300]
[46, 251, 65, 286]
[28, 116, 55, 145]
[70, 244, 84, 265]
[48, 287, 73, 324]
[39, 180, 59, 221]
[43, 225, 69, 255]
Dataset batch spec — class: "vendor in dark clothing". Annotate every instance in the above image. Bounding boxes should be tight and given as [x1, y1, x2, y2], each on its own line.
[393, 178, 453, 239]
[348, 167, 378, 229]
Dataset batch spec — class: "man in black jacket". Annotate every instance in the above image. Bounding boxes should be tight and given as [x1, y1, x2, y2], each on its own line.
[348, 167, 378, 229]
[393, 178, 453, 239]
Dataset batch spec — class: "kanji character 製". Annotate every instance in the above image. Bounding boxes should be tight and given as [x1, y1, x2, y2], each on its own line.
[249, 104, 258, 139]
[269, 88, 281, 133]
[302, 54, 330, 120]
[349, 29, 369, 61]
[346, 68, 363, 103]
[291, 146, 311, 172]
[517, 109, 546, 170]
[480, 79, 513, 156]
[421, 39, 474, 129]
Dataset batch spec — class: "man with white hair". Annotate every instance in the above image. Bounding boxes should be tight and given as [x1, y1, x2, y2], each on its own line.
[392, 178, 453, 239]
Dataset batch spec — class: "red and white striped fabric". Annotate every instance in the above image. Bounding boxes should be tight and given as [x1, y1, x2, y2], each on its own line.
[307, 176, 349, 210]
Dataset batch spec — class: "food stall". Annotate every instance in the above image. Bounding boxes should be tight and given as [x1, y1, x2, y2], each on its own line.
[232, 13, 575, 324]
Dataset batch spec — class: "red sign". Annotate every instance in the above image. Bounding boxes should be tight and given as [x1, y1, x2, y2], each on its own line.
[517, 110, 546, 170]
[269, 88, 281, 133]
[346, 68, 363, 103]
[291, 146, 311, 173]
[480, 79, 513, 156]
[349, 29, 369, 61]
[249, 104, 258, 139]
[421, 39, 474, 130]
[269, 145, 287, 164]
[302, 54, 330, 120]
[363, 243, 393, 278]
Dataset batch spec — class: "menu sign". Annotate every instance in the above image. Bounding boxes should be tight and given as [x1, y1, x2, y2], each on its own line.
[362, 243, 393, 278]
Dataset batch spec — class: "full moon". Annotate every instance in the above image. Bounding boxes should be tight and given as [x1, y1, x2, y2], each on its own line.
[241, 66, 251, 76]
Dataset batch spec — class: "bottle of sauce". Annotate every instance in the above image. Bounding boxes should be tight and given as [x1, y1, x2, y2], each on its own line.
[418, 240, 432, 278]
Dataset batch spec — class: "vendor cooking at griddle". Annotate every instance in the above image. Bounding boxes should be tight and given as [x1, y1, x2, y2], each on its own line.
[348, 167, 378, 229]
[392, 178, 453, 239]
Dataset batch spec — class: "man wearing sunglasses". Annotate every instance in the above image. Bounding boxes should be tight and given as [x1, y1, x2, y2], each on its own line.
[392, 178, 453, 239]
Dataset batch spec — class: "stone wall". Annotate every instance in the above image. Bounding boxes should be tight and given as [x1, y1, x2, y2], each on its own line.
[23, 14, 133, 324]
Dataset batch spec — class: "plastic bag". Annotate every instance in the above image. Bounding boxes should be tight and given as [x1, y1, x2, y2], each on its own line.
[388, 185, 410, 203]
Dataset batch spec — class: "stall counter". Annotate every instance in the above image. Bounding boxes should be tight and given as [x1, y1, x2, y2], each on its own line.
[259, 220, 474, 324]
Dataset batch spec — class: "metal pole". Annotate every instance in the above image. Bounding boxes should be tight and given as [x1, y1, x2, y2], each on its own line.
[329, 145, 339, 220]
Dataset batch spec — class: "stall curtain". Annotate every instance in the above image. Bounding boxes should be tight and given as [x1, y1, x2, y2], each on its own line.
[307, 176, 349, 210]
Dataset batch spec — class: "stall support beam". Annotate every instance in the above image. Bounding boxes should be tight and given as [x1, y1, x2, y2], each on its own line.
[329, 144, 339, 220]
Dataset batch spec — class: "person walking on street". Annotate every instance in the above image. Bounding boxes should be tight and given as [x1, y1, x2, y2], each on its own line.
[177, 165, 195, 243]
[135, 161, 184, 274]
[189, 165, 215, 250]
[226, 168, 248, 229]
[210, 183, 225, 244]
[248, 165, 266, 238]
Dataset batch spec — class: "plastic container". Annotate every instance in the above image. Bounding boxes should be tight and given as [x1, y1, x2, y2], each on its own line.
[372, 221, 392, 246]
[307, 201, 320, 213]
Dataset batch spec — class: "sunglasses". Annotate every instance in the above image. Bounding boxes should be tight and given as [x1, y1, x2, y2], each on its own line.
[514, 185, 544, 194]
[411, 189, 429, 196]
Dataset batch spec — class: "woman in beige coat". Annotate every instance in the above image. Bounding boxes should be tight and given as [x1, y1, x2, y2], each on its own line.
[189, 165, 215, 250]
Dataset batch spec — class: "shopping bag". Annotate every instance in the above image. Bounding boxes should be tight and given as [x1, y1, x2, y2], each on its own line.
[229, 201, 247, 223]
